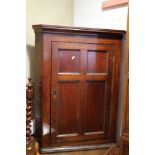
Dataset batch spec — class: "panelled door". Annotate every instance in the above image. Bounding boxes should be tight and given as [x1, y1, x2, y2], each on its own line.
[51, 42, 115, 146]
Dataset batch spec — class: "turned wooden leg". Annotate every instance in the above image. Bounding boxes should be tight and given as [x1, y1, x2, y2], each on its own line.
[26, 78, 37, 155]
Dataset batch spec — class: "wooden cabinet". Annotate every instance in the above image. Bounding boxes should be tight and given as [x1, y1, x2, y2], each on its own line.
[32, 25, 125, 153]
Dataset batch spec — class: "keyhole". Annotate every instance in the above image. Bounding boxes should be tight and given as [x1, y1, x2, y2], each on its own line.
[72, 56, 75, 60]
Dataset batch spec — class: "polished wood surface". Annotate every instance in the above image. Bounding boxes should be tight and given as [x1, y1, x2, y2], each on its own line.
[87, 51, 108, 73]
[86, 82, 105, 132]
[58, 82, 79, 135]
[33, 25, 125, 153]
[120, 12, 129, 155]
[26, 78, 33, 145]
[51, 42, 116, 147]
[26, 78, 37, 155]
[59, 50, 80, 73]
[33, 25, 125, 39]
[27, 137, 37, 155]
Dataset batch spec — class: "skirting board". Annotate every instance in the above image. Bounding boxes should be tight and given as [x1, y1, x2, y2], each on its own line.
[39, 143, 115, 153]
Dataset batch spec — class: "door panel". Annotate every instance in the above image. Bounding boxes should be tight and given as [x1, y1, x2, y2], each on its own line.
[84, 45, 114, 140]
[51, 42, 115, 145]
[57, 82, 80, 136]
[87, 50, 108, 74]
[85, 81, 106, 133]
[51, 42, 83, 144]
[58, 49, 80, 73]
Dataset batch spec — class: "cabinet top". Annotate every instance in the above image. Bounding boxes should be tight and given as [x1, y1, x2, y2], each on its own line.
[33, 24, 126, 39]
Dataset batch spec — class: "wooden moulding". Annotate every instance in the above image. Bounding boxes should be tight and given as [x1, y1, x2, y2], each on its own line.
[39, 143, 115, 153]
[32, 24, 125, 39]
[102, 0, 128, 9]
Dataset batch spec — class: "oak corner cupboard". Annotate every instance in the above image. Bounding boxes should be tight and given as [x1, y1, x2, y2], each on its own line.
[32, 24, 126, 153]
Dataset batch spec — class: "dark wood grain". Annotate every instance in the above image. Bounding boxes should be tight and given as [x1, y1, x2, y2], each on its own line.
[33, 25, 125, 153]
[87, 50, 108, 73]
[85, 82, 106, 133]
[33, 25, 125, 39]
[58, 49, 80, 73]
[26, 78, 34, 145]
[58, 82, 79, 135]
[26, 78, 37, 155]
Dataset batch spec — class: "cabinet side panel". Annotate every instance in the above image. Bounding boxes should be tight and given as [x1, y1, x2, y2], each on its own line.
[109, 40, 122, 141]
[41, 35, 52, 147]
[34, 33, 43, 144]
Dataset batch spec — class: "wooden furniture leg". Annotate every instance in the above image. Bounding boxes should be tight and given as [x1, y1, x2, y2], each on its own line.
[26, 78, 37, 155]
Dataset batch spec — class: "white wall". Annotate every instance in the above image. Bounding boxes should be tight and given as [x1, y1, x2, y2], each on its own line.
[26, 0, 74, 78]
[74, 0, 128, 30]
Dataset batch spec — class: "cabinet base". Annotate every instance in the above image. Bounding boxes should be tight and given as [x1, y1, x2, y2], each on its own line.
[39, 143, 115, 153]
